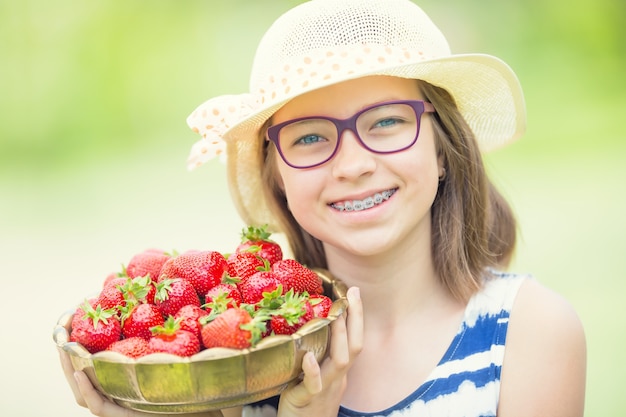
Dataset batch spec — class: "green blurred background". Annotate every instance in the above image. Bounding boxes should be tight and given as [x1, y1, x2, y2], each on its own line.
[1, 0, 624, 415]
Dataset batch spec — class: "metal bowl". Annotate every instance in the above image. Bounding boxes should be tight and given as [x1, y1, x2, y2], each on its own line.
[54, 269, 347, 414]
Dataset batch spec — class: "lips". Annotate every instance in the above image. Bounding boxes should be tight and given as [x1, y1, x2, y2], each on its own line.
[330, 189, 397, 212]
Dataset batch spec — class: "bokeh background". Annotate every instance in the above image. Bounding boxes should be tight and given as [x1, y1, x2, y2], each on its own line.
[1, 0, 624, 415]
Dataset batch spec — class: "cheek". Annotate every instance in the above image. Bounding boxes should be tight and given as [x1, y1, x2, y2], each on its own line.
[401, 122, 441, 182]
[279, 170, 310, 198]
[276, 158, 311, 205]
[277, 162, 326, 221]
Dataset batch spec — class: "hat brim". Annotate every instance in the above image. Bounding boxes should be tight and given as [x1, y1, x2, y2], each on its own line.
[224, 53, 526, 231]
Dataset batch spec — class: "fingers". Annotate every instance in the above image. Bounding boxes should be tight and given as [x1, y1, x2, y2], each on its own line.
[345, 286, 363, 358]
[58, 348, 87, 408]
[326, 306, 350, 370]
[74, 371, 143, 417]
[316, 285, 361, 370]
[59, 349, 128, 416]
[73, 370, 112, 416]
[283, 351, 323, 408]
[61, 349, 224, 417]
[75, 369, 224, 417]
[283, 286, 363, 408]
[301, 351, 322, 395]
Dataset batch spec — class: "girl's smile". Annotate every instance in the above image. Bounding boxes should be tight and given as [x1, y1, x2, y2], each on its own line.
[328, 188, 397, 212]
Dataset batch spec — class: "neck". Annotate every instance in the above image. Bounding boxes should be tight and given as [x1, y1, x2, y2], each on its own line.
[324, 233, 459, 322]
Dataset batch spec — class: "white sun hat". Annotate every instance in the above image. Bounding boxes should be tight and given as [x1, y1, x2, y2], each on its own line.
[186, 0, 526, 232]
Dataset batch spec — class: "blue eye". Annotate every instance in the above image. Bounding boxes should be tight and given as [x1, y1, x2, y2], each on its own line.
[295, 134, 324, 145]
[374, 118, 402, 128]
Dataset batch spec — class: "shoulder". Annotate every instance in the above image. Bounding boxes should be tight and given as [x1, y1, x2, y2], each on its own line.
[507, 278, 586, 350]
[498, 277, 587, 416]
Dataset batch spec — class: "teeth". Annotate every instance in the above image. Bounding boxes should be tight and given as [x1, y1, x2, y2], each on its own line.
[331, 189, 396, 212]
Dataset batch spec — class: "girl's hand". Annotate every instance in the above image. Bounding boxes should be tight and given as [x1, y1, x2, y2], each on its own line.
[277, 287, 363, 417]
[58, 348, 224, 417]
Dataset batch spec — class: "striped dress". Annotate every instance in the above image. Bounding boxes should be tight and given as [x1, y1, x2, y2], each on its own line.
[243, 271, 528, 417]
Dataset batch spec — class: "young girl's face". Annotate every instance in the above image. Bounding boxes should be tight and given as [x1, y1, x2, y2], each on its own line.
[271, 75, 443, 258]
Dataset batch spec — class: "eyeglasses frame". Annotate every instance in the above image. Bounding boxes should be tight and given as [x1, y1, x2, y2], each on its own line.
[265, 99, 436, 169]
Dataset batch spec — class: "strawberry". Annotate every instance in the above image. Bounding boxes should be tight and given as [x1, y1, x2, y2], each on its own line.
[103, 272, 124, 288]
[271, 259, 323, 294]
[70, 301, 122, 354]
[97, 276, 157, 315]
[106, 337, 150, 359]
[103, 276, 127, 289]
[121, 303, 164, 340]
[226, 250, 266, 281]
[269, 290, 314, 335]
[237, 225, 283, 265]
[122, 275, 157, 305]
[154, 278, 201, 317]
[125, 249, 172, 284]
[159, 250, 228, 297]
[174, 304, 209, 341]
[309, 294, 333, 318]
[96, 278, 130, 314]
[238, 270, 282, 304]
[204, 283, 243, 313]
[200, 307, 267, 349]
[148, 316, 201, 357]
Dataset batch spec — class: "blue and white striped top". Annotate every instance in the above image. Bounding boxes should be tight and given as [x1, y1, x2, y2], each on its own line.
[243, 271, 527, 417]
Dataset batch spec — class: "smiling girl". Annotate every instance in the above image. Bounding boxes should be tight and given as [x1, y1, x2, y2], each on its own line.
[60, 1, 586, 416]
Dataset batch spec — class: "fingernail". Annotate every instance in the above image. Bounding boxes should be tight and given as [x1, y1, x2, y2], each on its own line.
[347, 286, 360, 301]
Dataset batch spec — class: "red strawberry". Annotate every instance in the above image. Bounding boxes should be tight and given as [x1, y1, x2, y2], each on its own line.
[70, 301, 122, 354]
[204, 283, 243, 313]
[201, 307, 267, 349]
[159, 250, 228, 297]
[106, 337, 150, 359]
[137, 276, 157, 304]
[103, 272, 123, 288]
[123, 275, 157, 305]
[271, 259, 323, 294]
[309, 294, 333, 318]
[269, 290, 314, 335]
[126, 249, 172, 281]
[238, 270, 282, 304]
[237, 225, 283, 265]
[154, 278, 201, 317]
[174, 304, 209, 341]
[103, 276, 127, 289]
[97, 276, 156, 315]
[121, 303, 164, 340]
[96, 279, 129, 314]
[226, 250, 266, 281]
[148, 316, 200, 357]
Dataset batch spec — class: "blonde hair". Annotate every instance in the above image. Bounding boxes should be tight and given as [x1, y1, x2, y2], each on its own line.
[260, 80, 517, 302]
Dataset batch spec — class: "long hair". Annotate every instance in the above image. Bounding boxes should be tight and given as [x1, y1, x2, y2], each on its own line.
[421, 82, 517, 301]
[260, 80, 517, 302]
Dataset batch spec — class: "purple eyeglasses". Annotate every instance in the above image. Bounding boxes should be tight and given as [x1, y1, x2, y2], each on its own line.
[266, 100, 436, 169]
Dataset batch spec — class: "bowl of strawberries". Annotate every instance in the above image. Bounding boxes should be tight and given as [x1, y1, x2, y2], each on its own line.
[53, 226, 348, 414]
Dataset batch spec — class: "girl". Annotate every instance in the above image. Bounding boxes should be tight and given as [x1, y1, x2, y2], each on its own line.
[60, 1, 586, 416]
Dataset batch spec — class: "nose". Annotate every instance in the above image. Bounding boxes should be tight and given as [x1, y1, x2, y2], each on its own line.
[330, 129, 377, 180]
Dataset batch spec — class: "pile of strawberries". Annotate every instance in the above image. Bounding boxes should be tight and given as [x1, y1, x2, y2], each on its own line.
[69, 226, 333, 358]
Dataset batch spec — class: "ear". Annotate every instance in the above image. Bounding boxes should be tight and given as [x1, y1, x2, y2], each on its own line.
[437, 154, 446, 179]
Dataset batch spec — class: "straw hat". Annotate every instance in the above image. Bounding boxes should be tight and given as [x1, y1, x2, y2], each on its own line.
[186, 0, 526, 232]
